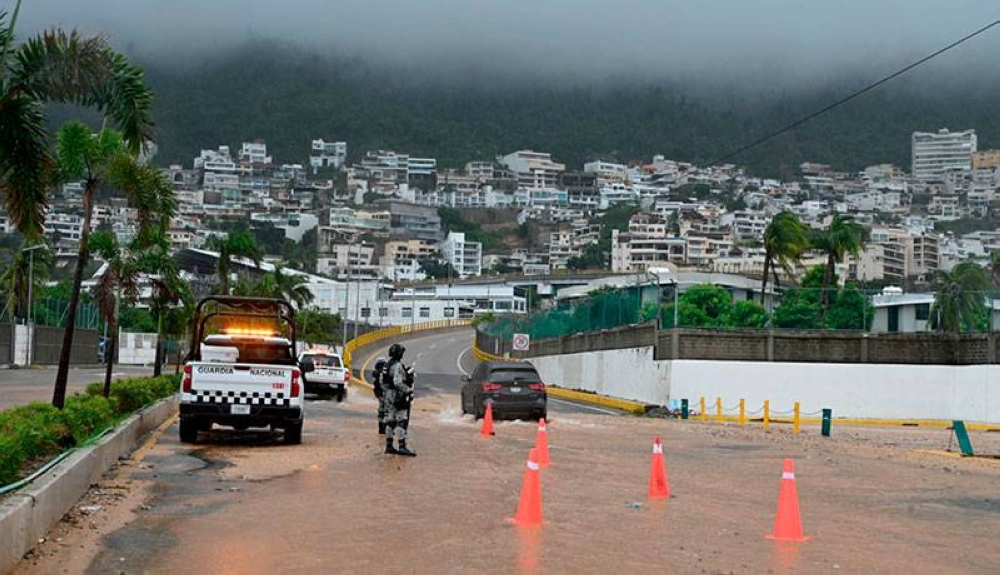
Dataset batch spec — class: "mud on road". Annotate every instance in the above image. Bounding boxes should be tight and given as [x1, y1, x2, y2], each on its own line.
[14, 383, 1000, 575]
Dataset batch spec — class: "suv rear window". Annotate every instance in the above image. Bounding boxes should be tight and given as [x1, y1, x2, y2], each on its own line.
[487, 368, 541, 384]
[302, 354, 342, 368]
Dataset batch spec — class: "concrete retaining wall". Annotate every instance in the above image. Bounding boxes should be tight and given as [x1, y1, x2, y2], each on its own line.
[0, 397, 177, 575]
[528, 349, 1000, 423]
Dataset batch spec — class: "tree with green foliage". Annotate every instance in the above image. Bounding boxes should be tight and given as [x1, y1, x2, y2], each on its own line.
[760, 211, 809, 304]
[53, 123, 173, 409]
[567, 243, 604, 270]
[418, 258, 455, 280]
[239, 265, 314, 309]
[0, 238, 51, 320]
[931, 262, 990, 333]
[88, 231, 140, 396]
[810, 215, 865, 313]
[297, 307, 341, 345]
[726, 300, 769, 328]
[0, 2, 154, 241]
[205, 232, 263, 295]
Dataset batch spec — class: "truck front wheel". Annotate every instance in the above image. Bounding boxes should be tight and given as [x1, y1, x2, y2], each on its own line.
[179, 418, 199, 444]
[283, 422, 303, 445]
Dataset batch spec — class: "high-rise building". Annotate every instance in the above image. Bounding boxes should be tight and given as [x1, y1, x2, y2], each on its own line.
[441, 232, 482, 278]
[911, 129, 976, 182]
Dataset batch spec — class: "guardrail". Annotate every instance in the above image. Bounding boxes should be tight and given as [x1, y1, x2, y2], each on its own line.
[343, 319, 473, 373]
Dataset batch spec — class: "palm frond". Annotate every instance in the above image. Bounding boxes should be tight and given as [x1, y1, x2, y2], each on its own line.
[91, 265, 118, 324]
[0, 93, 51, 238]
[0, 0, 22, 71]
[11, 30, 154, 152]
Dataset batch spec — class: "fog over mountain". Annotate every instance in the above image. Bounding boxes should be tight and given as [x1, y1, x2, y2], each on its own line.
[17, 1, 1000, 89]
[15, 1, 1000, 175]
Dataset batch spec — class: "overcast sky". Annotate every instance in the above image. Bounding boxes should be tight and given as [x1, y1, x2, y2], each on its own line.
[14, 1, 1000, 86]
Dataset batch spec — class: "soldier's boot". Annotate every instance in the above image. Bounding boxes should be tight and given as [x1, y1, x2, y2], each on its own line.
[396, 440, 416, 457]
[384, 437, 398, 454]
[378, 421, 386, 435]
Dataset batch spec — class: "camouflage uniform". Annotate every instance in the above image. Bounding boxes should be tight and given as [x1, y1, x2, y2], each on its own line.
[383, 360, 413, 442]
[373, 360, 387, 433]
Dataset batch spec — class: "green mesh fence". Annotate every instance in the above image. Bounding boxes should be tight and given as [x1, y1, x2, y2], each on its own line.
[485, 289, 644, 341]
[0, 298, 101, 330]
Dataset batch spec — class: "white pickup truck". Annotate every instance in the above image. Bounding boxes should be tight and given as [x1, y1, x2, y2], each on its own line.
[179, 297, 315, 445]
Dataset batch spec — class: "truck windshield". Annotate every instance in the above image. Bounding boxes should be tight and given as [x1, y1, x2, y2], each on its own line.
[302, 354, 342, 368]
[231, 342, 294, 364]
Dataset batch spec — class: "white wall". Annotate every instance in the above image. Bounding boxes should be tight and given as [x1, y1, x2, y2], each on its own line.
[117, 332, 158, 365]
[530, 346, 670, 406]
[529, 350, 1000, 423]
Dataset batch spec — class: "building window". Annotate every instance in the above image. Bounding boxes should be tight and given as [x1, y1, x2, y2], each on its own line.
[444, 307, 455, 318]
[361, 307, 371, 318]
[495, 300, 512, 310]
[402, 307, 413, 318]
[379, 307, 389, 317]
[419, 307, 431, 318]
[915, 303, 931, 321]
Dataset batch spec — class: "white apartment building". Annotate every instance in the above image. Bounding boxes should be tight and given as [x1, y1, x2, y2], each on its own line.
[870, 227, 940, 281]
[240, 141, 272, 165]
[732, 211, 770, 240]
[249, 212, 319, 242]
[194, 146, 234, 171]
[316, 243, 379, 280]
[408, 157, 437, 177]
[310, 139, 347, 172]
[583, 160, 628, 184]
[611, 213, 686, 272]
[499, 150, 565, 190]
[911, 129, 976, 182]
[441, 232, 483, 277]
[203, 171, 240, 192]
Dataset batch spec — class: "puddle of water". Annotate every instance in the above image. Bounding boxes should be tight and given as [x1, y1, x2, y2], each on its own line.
[436, 406, 475, 426]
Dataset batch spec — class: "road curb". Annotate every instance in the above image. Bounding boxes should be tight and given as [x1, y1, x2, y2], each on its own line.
[545, 387, 647, 414]
[0, 396, 178, 574]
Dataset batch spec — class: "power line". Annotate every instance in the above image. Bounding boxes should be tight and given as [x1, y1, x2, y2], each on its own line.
[710, 18, 1000, 166]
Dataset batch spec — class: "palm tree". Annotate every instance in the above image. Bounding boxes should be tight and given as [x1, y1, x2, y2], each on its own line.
[931, 262, 990, 334]
[810, 214, 865, 313]
[52, 123, 173, 408]
[760, 211, 809, 304]
[990, 251, 1000, 289]
[0, 2, 154, 240]
[272, 266, 314, 309]
[89, 231, 140, 396]
[0, 239, 51, 320]
[207, 232, 263, 295]
[138, 240, 191, 377]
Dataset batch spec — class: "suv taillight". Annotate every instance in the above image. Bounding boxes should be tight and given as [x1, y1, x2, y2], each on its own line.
[482, 382, 502, 392]
[291, 369, 301, 397]
[182, 364, 192, 393]
[529, 382, 546, 391]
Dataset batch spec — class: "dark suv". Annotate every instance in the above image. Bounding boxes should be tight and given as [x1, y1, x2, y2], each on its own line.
[461, 361, 547, 421]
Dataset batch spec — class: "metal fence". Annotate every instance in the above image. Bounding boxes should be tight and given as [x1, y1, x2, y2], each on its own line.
[482, 284, 1000, 343]
[0, 298, 100, 330]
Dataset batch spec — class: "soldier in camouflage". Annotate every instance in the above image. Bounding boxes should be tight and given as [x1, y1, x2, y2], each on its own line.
[383, 343, 416, 457]
[372, 358, 387, 434]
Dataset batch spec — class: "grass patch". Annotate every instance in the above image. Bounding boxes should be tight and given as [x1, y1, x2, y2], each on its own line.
[0, 375, 179, 486]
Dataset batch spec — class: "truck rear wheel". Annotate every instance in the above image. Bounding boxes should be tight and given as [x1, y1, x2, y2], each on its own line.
[283, 422, 303, 445]
[179, 418, 199, 444]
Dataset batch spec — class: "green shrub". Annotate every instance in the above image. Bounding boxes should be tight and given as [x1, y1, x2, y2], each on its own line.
[1, 375, 180, 487]
[62, 395, 115, 444]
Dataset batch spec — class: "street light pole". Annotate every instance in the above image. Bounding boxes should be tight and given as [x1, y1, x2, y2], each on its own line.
[22, 244, 45, 366]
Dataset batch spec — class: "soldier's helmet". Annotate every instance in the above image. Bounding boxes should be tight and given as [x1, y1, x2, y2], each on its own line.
[388, 343, 405, 360]
[374, 358, 386, 372]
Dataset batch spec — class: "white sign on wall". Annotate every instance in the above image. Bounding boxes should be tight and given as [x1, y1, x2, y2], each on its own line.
[512, 333, 530, 351]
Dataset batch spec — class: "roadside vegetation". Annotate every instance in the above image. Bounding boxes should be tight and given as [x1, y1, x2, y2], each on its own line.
[0, 375, 179, 486]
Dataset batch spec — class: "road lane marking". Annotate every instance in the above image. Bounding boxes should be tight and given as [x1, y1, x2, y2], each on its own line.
[456, 346, 472, 376]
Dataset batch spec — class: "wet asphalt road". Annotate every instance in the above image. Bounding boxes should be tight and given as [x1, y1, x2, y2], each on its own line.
[18, 330, 1000, 574]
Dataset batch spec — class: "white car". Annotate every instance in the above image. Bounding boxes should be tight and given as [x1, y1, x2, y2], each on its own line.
[298, 351, 348, 401]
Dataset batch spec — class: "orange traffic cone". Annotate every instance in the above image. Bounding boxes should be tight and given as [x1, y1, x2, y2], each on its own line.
[481, 402, 495, 436]
[513, 448, 544, 525]
[648, 436, 670, 499]
[766, 459, 810, 541]
[534, 418, 550, 467]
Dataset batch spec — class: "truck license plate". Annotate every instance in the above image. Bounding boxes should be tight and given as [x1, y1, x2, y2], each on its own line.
[231, 404, 251, 415]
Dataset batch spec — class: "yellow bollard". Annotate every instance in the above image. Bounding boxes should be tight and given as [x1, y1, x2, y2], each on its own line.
[739, 398, 746, 426]
[763, 400, 770, 431]
[700, 397, 706, 422]
[793, 402, 801, 435]
[716, 397, 723, 422]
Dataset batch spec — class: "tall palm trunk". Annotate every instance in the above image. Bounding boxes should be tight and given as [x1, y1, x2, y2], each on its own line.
[760, 250, 772, 305]
[153, 298, 163, 377]
[53, 180, 96, 408]
[821, 253, 836, 315]
[102, 318, 116, 397]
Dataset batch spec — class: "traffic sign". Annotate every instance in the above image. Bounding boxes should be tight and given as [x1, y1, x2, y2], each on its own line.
[512, 333, 530, 351]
